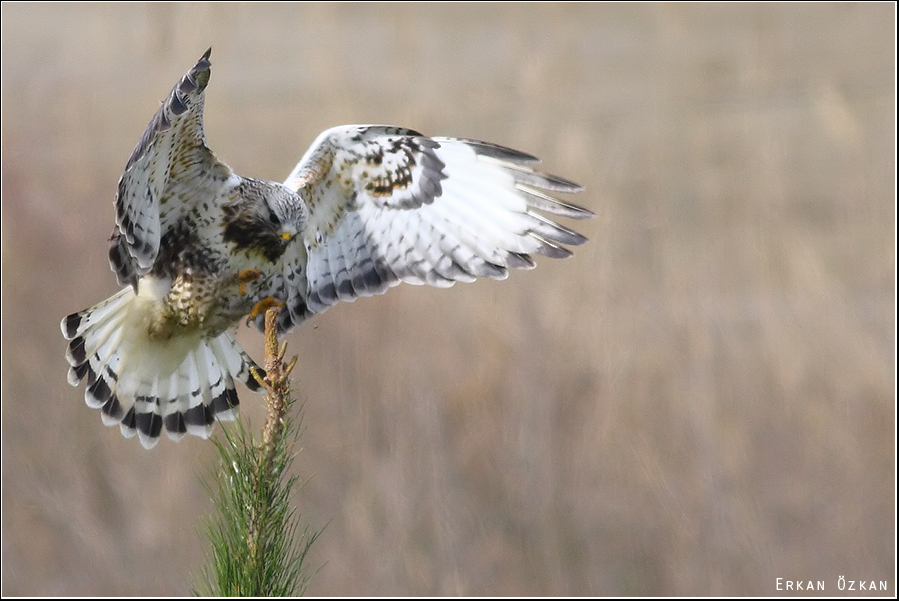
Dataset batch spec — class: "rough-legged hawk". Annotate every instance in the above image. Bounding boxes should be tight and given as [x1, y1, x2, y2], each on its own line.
[61, 48, 593, 448]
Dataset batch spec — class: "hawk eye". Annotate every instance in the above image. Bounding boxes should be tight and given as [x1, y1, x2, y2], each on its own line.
[268, 212, 280, 226]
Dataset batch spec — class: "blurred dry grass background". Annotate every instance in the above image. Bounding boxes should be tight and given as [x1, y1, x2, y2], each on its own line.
[1, 3, 894, 596]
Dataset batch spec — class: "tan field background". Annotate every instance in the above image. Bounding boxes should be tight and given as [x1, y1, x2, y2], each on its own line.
[1, 3, 894, 596]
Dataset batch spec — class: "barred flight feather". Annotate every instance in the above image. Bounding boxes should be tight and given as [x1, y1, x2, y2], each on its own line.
[62, 48, 593, 447]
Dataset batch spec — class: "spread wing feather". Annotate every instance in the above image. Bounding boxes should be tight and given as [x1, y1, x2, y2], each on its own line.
[108, 48, 233, 288]
[274, 125, 592, 333]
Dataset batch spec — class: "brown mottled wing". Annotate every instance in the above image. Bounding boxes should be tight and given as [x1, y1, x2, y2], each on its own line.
[275, 125, 592, 333]
[108, 48, 233, 287]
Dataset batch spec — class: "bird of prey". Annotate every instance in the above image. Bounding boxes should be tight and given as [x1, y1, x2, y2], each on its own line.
[61, 48, 593, 449]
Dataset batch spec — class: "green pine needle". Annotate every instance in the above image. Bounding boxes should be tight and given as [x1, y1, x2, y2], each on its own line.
[194, 308, 322, 596]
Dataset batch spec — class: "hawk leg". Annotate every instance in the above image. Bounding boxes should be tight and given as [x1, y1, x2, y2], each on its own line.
[237, 269, 262, 296]
[248, 297, 285, 322]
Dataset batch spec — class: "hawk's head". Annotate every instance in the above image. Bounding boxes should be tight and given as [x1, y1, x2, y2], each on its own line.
[223, 179, 306, 263]
[265, 184, 307, 242]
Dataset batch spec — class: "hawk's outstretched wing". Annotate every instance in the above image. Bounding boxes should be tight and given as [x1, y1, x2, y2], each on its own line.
[63, 49, 594, 449]
[108, 48, 233, 288]
[271, 125, 592, 333]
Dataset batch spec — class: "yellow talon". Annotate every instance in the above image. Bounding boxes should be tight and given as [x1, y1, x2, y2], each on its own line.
[248, 297, 285, 321]
[238, 269, 262, 296]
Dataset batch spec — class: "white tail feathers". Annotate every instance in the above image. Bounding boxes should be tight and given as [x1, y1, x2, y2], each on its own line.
[61, 288, 264, 449]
